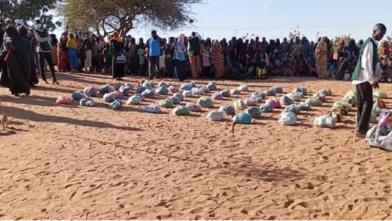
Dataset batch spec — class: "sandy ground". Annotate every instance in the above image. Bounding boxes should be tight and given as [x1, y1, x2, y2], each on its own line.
[1, 73, 392, 220]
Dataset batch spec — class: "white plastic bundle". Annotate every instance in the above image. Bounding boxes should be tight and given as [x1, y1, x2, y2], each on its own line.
[313, 115, 336, 128]
[206, 111, 225, 121]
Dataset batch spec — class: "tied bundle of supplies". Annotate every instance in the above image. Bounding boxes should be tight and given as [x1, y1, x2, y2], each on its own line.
[313, 115, 337, 128]
[366, 110, 392, 151]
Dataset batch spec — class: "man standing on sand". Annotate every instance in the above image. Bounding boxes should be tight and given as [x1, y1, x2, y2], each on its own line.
[146, 30, 162, 80]
[352, 23, 388, 138]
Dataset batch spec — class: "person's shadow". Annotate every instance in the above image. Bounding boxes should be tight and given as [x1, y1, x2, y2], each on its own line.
[3, 106, 140, 131]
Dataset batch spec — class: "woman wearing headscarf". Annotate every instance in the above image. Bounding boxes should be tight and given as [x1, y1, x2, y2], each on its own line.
[315, 36, 328, 78]
[110, 31, 125, 80]
[301, 37, 311, 59]
[58, 29, 68, 72]
[17, 25, 38, 86]
[174, 34, 186, 81]
[4, 25, 30, 96]
[210, 40, 224, 79]
[379, 40, 389, 58]
[50, 34, 58, 66]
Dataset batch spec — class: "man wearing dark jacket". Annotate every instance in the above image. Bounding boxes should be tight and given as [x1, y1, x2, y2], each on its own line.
[188, 32, 201, 78]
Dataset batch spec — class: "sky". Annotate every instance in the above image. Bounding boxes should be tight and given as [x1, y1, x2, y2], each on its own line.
[55, 0, 392, 42]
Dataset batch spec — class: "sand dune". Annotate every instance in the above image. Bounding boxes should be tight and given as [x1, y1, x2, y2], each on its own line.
[1, 73, 392, 219]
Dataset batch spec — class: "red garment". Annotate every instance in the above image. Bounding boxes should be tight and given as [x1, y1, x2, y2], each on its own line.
[57, 44, 68, 72]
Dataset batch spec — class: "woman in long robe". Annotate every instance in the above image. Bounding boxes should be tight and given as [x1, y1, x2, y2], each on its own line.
[17, 25, 38, 86]
[315, 36, 328, 79]
[110, 31, 125, 80]
[210, 40, 224, 79]
[4, 25, 30, 96]
[58, 32, 68, 72]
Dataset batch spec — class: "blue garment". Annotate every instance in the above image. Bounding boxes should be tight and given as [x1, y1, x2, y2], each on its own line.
[147, 37, 161, 56]
[174, 42, 186, 61]
[68, 48, 78, 69]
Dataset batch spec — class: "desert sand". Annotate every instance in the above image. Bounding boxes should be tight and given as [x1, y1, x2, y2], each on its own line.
[1, 73, 392, 220]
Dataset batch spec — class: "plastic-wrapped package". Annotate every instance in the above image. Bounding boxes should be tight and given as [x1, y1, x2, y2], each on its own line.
[79, 97, 95, 107]
[156, 86, 169, 95]
[252, 92, 266, 99]
[305, 98, 322, 106]
[238, 84, 249, 92]
[112, 91, 124, 100]
[158, 81, 170, 88]
[56, 96, 73, 104]
[141, 89, 155, 98]
[220, 90, 231, 97]
[244, 107, 262, 118]
[72, 91, 86, 100]
[173, 106, 190, 115]
[293, 86, 308, 95]
[192, 87, 205, 95]
[185, 103, 202, 112]
[296, 103, 311, 111]
[312, 93, 327, 102]
[280, 95, 294, 106]
[127, 95, 142, 105]
[113, 82, 122, 91]
[103, 93, 116, 103]
[136, 94, 145, 101]
[230, 89, 241, 95]
[109, 99, 122, 110]
[203, 87, 210, 94]
[373, 91, 388, 99]
[143, 104, 161, 113]
[313, 115, 336, 128]
[279, 112, 297, 125]
[99, 84, 114, 94]
[142, 81, 153, 90]
[212, 93, 224, 100]
[245, 98, 261, 106]
[289, 92, 303, 101]
[284, 104, 301, 115]
[219, 105, 235, 115]
[342, 90, 357, 106]
[333, 101, 352, 112]
[136, 86, 147, 94]
[206, 111, 225, 121]
[266, 98, 281, 108]
[119, 85, 132, 96]
[234, 99, 248, 110]
[124, 83, 134, 90]
[180, 83, 193, 91]
[232, 113, 252, 124]
[84, 86, 98, 97]
[366, 110, 392, 151]
[170, 96, 181, 104]
[173, 93, 184, 101]
[264, 89, 276, 96]
[207, 81, 217, 90]
[271, 86, 283, 93]
[260, 104, 273, 112]
[197, 97, 213, 108]
[183, 90, 193, 98]
[169, 85, 179, 93]
[159, 99, 174, 108]
[318, 88, 333, 96]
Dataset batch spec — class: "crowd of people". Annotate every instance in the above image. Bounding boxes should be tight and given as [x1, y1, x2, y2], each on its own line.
[1, 20, 392, 96]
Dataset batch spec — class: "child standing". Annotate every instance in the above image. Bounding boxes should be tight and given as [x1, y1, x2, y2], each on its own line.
[137, 43, 146, 75]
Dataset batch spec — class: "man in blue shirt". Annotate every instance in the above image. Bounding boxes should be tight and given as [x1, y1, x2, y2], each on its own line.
[146, 30, 162, 79]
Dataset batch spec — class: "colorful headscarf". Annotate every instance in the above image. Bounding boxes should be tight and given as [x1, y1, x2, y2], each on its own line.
[110, 30, 122, 42]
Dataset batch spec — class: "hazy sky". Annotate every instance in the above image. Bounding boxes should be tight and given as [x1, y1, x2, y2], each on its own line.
[55, 0, 392, 41]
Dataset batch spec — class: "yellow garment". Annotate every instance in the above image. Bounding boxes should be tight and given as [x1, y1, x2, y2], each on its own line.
[316, 39, 328, 78]
[67, 38, 77, 49]
[110, 31, 122, 42]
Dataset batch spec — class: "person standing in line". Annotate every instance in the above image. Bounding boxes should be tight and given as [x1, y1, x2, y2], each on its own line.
[34, 20, 59, 84]
[50, 34, 58, 66]
[67, 33, 78, 72]
[174, 34, 186, 81]
[83, 35, 93, 73]
[352, 24, 390, 138]
[188, 32, 201, 78]
[110, 31, 125, 80]
[91, 37, 99, 72]
[137, 42, 146, 76]
[129, 38, 138, 75]
[102, 42, 111, 74]
[146, 30, 162, 80]
[315, 37, 328, 78]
